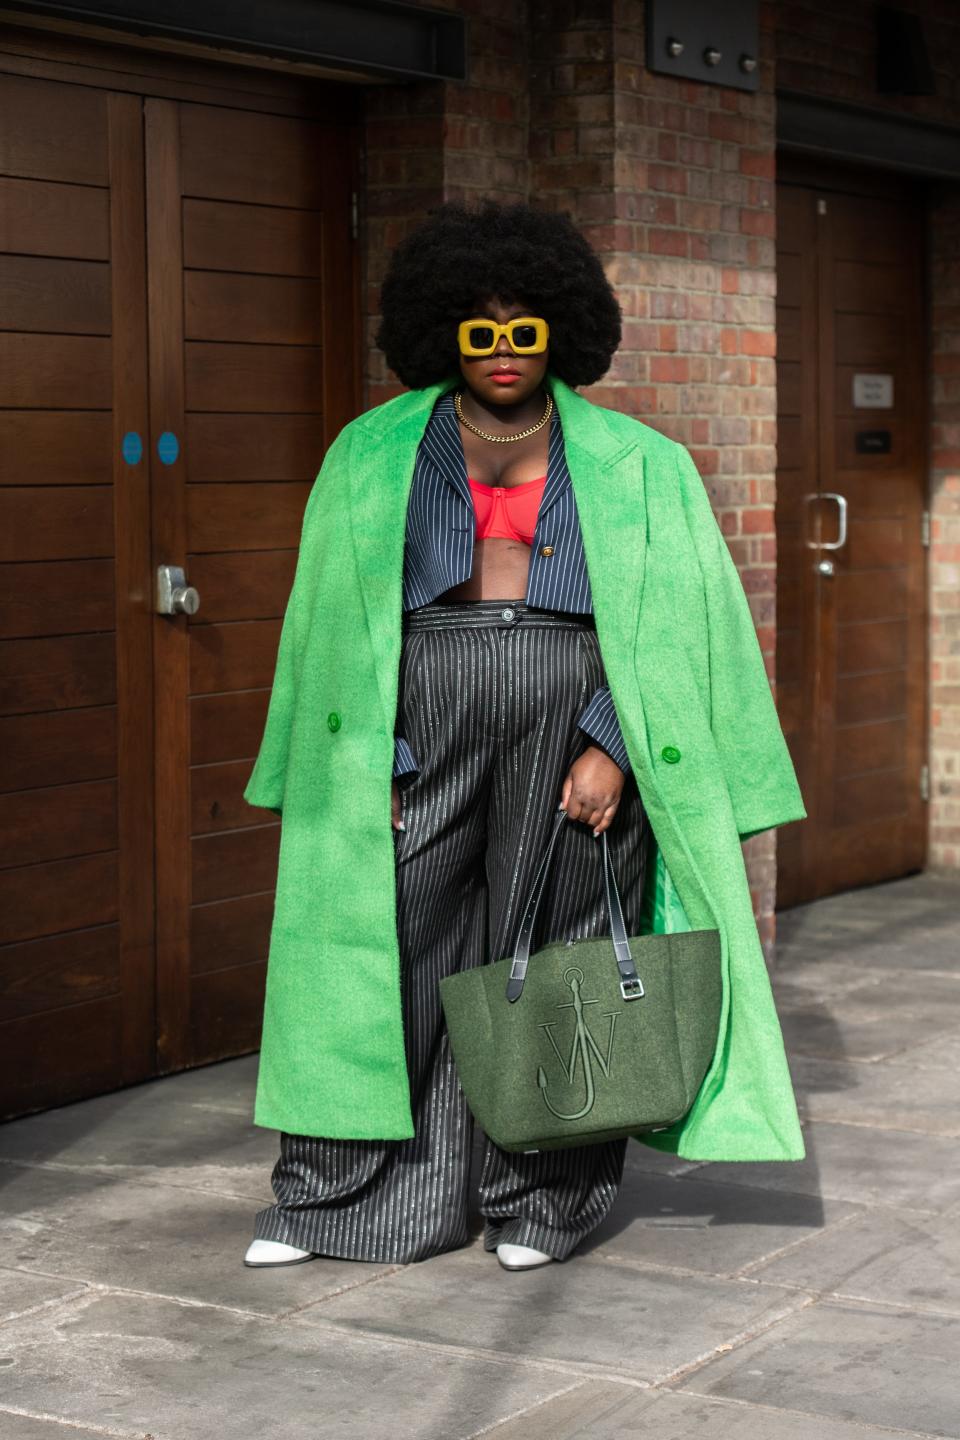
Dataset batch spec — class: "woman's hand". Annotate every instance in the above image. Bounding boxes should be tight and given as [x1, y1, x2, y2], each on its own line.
[391, 779, 406, 831]
[559, 746, 625, 837]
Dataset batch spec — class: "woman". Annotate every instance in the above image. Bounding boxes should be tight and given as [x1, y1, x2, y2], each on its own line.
[242, 201, 807, 1275]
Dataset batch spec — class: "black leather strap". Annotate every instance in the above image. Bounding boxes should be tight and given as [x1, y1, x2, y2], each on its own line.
[506, 807, 645, 1003]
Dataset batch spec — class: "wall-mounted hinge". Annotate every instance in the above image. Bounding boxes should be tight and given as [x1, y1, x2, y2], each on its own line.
[920, 764, 929, 801]
[921, 510, 931, 547]
[350, 190, 358, 242]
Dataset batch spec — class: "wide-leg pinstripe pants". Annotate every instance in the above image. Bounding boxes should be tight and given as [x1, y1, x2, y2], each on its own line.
[253, 598, 651, 1264]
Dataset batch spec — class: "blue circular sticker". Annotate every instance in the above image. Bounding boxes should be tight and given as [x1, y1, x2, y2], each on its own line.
[121, 431, 143, 466]
[157, 431, 179, 465]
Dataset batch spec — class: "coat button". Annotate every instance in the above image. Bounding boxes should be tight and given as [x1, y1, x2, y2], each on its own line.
[661, 744, 681, 764]
[327, 711, 341, 732]
[540, 545, 555, 556]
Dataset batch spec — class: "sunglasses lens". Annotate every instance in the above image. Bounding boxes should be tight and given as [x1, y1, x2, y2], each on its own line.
[511, 324, 538, 349]
[467, 325, 496, 351]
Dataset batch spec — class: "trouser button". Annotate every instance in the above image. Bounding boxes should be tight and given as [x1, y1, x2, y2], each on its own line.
[500, 607, 516, 621]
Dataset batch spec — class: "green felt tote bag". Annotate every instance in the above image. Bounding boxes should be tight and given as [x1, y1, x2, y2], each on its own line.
[439, 807, 722, 1153]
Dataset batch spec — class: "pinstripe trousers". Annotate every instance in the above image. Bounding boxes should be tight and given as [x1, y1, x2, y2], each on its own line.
[253, 598, 651, 1265]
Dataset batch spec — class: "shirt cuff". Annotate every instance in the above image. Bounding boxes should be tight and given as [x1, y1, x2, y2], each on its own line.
[393, 735, 420, 784]
[576, 686, 631, 773]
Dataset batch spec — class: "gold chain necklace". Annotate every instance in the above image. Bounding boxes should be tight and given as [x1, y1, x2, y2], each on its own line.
[454, 388, 553, 444]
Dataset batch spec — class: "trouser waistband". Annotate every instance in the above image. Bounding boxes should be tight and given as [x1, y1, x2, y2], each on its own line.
[402, 598, 596, 632]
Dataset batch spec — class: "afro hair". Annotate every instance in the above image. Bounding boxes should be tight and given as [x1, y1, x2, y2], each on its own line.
[375, 200, 622, 390]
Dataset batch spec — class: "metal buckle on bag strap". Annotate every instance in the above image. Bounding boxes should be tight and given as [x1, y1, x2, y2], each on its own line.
[505, 808, 647, 1003]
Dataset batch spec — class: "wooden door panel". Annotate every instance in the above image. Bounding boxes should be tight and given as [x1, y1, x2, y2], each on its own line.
[836, 671, 906, 726]
[0, 175, 110, 259]
[2, 852, 118, 944]
[0, 927, 120, 1020]
[186, 414, 325, 479]
[191, 761, 258, 834]
[192, 828, 281, 906]
[191, 893, 275, 972]
[189, 620, 282, 694]
[0, 50, 358, 1113]
[775, 159, 927, 907]
[179, 104, 327, 206]
[0, 72, 107, 183]
[185, 271, 325, 345]
[0, 780, 116, 867]
[835, 772, 907, 826]
[0, 254, 112, 333]
[0, 560, 114, 638]
[836, 618, 907, 673]
[146, 88, 358, 1072]
[183, 197, 325, 275]
[187, 482, 311, 551]
[0, 74, 154, 1120]
[1, 411, 112, 484]
[0, 706, 116, 790]
[0, 332, 111, 407]
[184, 344, 325, 414]
[186, 552, 297, 623]
[0, 632, 115, 713]
[190, 692, 270, 765]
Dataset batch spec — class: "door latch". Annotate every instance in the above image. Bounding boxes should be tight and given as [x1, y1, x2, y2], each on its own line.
[156, 565, 200, 616]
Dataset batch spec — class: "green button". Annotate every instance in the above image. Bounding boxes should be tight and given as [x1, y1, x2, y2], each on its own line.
[327, 711, 341, 732]
[661, 744, 681, 764]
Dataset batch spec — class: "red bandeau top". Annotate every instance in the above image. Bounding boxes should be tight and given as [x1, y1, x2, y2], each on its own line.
[467, 474, 546, 545]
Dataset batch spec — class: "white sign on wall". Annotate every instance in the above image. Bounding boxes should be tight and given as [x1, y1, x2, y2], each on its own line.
[853, 373, 894, 409]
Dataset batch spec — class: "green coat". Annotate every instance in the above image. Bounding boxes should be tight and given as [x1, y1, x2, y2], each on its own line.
[244, 372, 808, 1162]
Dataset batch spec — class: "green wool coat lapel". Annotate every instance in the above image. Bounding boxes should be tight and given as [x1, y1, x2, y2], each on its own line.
[244, 372, 808, 1162]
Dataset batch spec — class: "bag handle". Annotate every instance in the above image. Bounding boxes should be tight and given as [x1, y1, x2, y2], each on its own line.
[506, 806, 646, 1004]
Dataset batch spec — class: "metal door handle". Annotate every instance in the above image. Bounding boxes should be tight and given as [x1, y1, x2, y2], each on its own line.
[803, 492, 848, 550]
[156, 564, 200, 616]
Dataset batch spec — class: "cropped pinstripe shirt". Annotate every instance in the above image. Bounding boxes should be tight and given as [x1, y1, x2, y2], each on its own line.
[393, 390, 629, 780]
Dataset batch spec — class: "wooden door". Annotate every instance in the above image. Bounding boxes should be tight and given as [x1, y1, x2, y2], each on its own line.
[775, 157, 928, 907]
[0, 53, 359, 1117]
[145, 97, 358, 1072]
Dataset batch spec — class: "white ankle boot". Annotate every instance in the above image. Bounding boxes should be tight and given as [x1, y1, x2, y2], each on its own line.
[244, 1238, 317, 1267]
[496, 1242, 554, 1271]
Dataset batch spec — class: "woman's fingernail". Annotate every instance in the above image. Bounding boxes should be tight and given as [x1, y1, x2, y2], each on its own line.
[398, 821, 406, 831]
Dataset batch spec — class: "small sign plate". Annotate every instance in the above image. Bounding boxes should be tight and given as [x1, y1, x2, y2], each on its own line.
[853, 373, 894, 409]
[855, 429, 892, 454]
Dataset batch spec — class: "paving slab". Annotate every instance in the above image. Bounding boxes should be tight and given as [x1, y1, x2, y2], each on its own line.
[479, 1382, 935, 1440]
[578, 1168, 859, 1277]
[297, 1240, 811, 1382]
[749, 1207, 960, 1315]
[788, 1053, 960, 1136]
[884, 1029, 960, 1073]
[0, 1288, 573, 1440]
[0, 1093, 276, 1201]
[678, 1298, 960, 1438]
[0, 1414, 131, 1440]
[0, 1267, 88, 1327]
[0, 1165, 394, 1315]
[774, 975, 960, 1062]
[696, 1121, 960, 1212]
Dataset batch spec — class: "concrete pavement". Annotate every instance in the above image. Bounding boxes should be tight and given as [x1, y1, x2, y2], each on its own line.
[1, 867, 959, 1439]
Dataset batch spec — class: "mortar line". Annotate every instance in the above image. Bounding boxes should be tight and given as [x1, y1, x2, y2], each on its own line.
[646, 1291, 818, 1388]
[0, 1407, 149, 1439]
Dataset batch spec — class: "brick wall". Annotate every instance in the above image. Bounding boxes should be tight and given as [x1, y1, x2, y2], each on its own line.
[526, 0, 783, 953]
[358, 0, 960, 952]
[929, 186, 960, 867]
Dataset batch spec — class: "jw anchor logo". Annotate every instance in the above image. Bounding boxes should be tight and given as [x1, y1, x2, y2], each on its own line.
[537, 966, 618, 1121]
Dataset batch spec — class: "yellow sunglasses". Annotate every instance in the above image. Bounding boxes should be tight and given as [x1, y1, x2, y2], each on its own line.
[457, 316, 550, 357]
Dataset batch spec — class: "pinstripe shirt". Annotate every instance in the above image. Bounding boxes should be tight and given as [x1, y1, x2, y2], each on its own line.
[393, 391, 629, 780]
